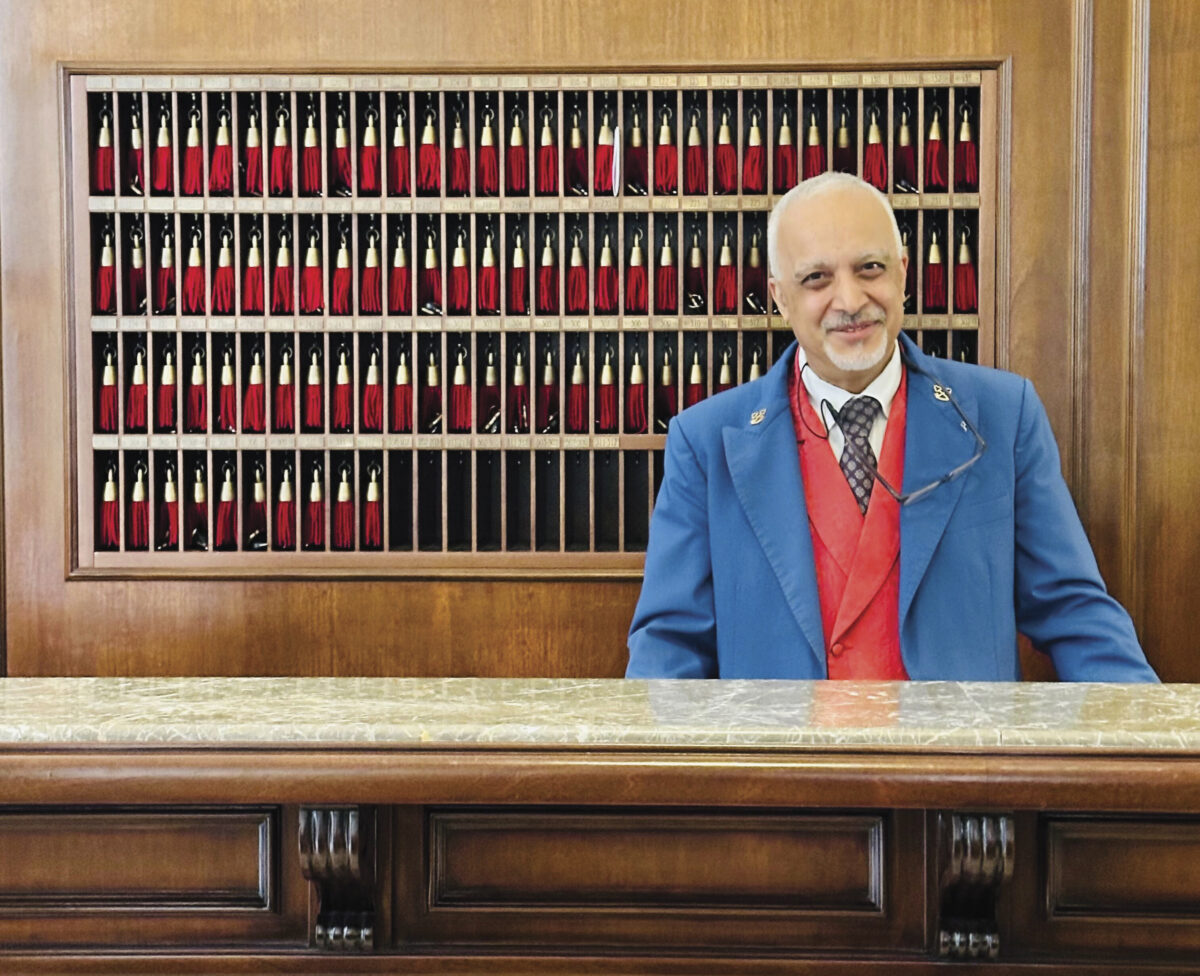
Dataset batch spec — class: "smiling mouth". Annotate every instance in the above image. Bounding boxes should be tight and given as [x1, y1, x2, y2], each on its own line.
[827, 319, 882, 339]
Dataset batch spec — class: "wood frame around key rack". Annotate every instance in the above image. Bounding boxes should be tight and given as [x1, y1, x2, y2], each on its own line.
[68, 67, 996, 577]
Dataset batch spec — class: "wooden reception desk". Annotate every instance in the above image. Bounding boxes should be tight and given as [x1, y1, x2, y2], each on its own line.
[0, 677, 1198, 974]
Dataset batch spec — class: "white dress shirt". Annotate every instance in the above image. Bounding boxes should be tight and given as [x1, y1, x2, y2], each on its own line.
[795, 342, 903, 462]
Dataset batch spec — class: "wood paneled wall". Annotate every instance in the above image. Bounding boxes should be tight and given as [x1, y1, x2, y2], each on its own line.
[0, 0, 1195, 678]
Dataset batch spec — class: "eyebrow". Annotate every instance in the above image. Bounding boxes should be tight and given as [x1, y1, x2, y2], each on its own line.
[791, 252, 893, 280]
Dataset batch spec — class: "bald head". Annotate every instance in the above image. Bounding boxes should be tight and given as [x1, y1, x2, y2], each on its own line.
[766, 173, 903, 278]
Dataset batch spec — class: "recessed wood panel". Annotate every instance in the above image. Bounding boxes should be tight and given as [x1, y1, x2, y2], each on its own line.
[0, 808, 272, 910]
[430, 809, 883, 910]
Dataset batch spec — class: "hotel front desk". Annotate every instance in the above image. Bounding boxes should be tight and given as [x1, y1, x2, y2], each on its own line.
[1, 677, 1198, 974]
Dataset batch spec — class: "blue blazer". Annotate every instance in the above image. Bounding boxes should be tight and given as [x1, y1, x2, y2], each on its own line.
[627, 335, 1157, 682]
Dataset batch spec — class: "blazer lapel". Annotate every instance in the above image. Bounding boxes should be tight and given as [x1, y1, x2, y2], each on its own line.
[723, 351, 827, 672]
[898, 339, 980, 626]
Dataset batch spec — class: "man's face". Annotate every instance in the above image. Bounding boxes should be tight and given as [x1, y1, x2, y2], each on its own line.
[768, 184, 907, 393]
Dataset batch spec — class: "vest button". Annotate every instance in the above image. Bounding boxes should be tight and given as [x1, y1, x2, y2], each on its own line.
[831, 641, 845, 657]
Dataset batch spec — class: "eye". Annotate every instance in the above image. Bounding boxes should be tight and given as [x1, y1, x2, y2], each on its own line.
[859, 261, 886, 275]
[800, 271, 829, 287]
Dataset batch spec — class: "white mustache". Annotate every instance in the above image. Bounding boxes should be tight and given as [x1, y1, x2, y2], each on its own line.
[823, 313, 884, 332]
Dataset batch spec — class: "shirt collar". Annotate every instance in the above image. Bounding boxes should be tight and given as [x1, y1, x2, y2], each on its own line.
[794, 340, 903, 425]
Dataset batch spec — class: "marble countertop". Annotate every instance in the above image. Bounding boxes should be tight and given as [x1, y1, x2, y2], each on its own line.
[0, 678, 1198, 752]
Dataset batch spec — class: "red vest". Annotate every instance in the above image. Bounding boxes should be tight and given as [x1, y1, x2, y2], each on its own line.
[789, 362, 910, 679]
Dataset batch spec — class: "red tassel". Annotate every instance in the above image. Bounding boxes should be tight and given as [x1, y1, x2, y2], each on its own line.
[333, 381, 352, 431]
[186, 489, 207, 549]
[450, 146, 470, 194]
[242, 264, 263, 314]
[211, 265, 235, 314]
[449, 265, 470, 314]
[655, 264, 677, 315]
[304, 379, 323, 429]
[332, 266, 352, 315]
[99, 385, 118, 432]
[304, 499, 325, 548]
[477, 144, 499, 194]
[161, 498, 179, 547]
[595, 264, 618, 313]
[360, 144, 380, 192]
[895, 144, 917, 191]
[566, 265, 588, 314]
[477, 264, 499, 314]
[392, 380, 412, 432]
[269, 144, 292, 195]
[272, 264, 294, 314]
[128, 145, 144, 194]
[247, 499, 267, 546]
[243, 381, 265, 433]
[774, 143, 798, 193]
[361, 265, 381, 314]
[183, 265, 206, 315]
[126, 382, 147, 432]
[333, 145, 352, 191]
[419, 266, 442, 310]
[155, 265, 175, 314]
[218, 382, 237, 432]
[93, 144, 114, 193]
[744, 265, 767, 311]
[925, 137, 947, 190]
[300, 265, 323, 314]
[244, 144, 262, 195]
[625, 265, 647, 314]
[421, 384, 442, 432]
[955, 259, 978, 313]
[215, 500, 236, 549]
[506, 144, 527, 193]
[301, 145, 322, 194]
[685, 264, 707, 309]
[833, 144, 855, 175]
[101, 499, 120, 549]
[130, 498, 149, 550]
[594, 143, 614, 193]
[364, 500, 382, 549]
[95, 264, 115, 314]
[333, 499, 354, 550]
[803, 143, 825, 180]
[187, 383, 207, 432]
[598, 384, 617, 433]
[389, 145, 410, 195]
[417, 144, 440, 192]
[905, 251, 918, 306]
[128, 264, 146, 313]
[274, 380, 293, 432]
[275, 498, 294, 549]
[925, 262, 947, 312]
[153, 144, 174, 193]
[536, 380, 557, 432]
[508, 265, 528, 314]
[863, 142, 888, 191]
[656, 380, 677, 426]
[182, 145, 204, 196]
[714, 144, 737, 193]
[626, 382, 647, 433]
[389, 264, 411, 314]
[450, 383, 472, 433]
[686, 378, 705, 407]
[715, 265, 738, 314]
[742, 144, 765, 193]
[956, 138, 978, 190]
[536, 144, 558, 194]
[565, 145, 586, 191]
[157, 381, 175, 431]
[654, 143, 678, 194]
[363, 381, 382, 432]
[626, 144, 647, 193]
[567, 382, 587, 433]
[684, 144, 706, 194]
[507, 383, 529, 433]
[210, 144, 232, 193]
[536, 265, 558, 315]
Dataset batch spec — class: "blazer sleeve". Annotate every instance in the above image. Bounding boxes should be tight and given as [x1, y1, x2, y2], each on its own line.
[626, 420, 718, 678]
[1012, 380, 1159, 682]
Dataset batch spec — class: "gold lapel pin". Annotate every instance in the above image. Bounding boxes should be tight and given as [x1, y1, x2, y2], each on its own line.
[933, 384, 951, 402]
[750, 408, 766, 425]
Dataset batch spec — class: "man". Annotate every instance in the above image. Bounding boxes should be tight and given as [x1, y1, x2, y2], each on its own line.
[627, 173, 1157, 682]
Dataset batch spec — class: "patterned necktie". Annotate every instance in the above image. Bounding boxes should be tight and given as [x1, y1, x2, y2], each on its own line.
[837, 395, 881, 514]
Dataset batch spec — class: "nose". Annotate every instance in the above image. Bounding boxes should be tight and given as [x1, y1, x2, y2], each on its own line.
[830, 270, 868, 315]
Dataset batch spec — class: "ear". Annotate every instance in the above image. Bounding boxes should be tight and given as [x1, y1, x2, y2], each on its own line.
[767, 277, 788, 320]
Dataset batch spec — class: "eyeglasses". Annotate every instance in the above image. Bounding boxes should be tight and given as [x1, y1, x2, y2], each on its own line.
[825, 385, 987, 507]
